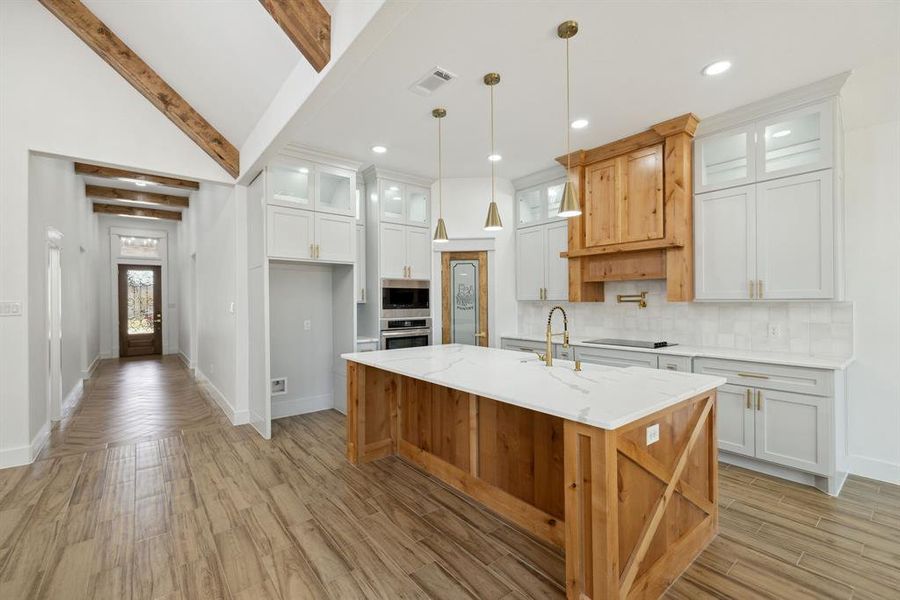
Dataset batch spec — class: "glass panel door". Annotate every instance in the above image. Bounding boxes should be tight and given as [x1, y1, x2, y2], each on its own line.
[317, 167, 354, 215]
[695, 127, 755, 193]
[118, 265, 162, 357]
[406, 185, 429, 226]
[381, 181, 405, 223]
[269, 164, 313, 209]
[450, 259, 479, 345]
[758, 102, 832, 179]
[546, 181, 565, 220]
[517, 187, 542, 225]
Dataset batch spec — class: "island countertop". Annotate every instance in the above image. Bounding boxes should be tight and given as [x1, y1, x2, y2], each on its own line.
[341, 343, 726, 430]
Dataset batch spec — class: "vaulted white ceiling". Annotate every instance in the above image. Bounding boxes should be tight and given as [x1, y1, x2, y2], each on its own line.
[284, 0, 899, 181]
[84, 0, 309, 147]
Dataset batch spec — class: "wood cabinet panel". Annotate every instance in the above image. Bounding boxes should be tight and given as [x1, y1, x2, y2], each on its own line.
[621, 145, 664, 242]
[585, 158, 619, 246]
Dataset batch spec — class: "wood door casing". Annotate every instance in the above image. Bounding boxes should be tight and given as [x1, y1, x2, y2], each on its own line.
[118, 264, 162, 357]
[441, 251, 488, 346]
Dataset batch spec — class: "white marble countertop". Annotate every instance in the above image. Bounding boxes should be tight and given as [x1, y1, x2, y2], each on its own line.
[502, 334, 854, 370]
[341, 344, 726, 430]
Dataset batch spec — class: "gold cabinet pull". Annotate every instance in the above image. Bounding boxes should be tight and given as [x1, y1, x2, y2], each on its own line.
[746, 388, 752, 409]
[737, 372, 769, 379]
[756, 389, 763, 411]
[758, 279, 764, 299]
[749, 280, 755, 299]
[310, 243, 315, 257]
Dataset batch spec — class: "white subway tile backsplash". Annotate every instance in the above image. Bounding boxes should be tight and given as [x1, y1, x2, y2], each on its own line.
[517, 280, 852, 358]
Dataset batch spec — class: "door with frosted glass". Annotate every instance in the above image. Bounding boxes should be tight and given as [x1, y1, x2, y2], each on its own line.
[441, 251, 489, 346]
[118, 265, 162, 357]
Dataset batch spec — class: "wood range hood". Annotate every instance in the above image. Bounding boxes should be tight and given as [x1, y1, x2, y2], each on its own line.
[556, 113, 699, 302]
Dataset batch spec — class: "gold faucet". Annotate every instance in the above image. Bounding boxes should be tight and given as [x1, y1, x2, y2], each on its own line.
[542, 306, 570, 367]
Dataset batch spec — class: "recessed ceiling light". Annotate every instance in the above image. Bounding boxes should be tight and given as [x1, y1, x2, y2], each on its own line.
[701, 60, 732, 76]
[772, 129, 791, 138]
[570, 119, 589, 129]
[371, 145, 387, 154]
[488, 154, 502, 162]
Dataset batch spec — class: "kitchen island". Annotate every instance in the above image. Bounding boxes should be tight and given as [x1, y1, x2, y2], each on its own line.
[341, 344, 726, 599]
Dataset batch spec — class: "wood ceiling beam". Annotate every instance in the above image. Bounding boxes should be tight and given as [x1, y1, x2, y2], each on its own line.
[75, 163, 200, 190]
[93, 202, 182, 221]
[259, 0, 331, 72]
[39, 0, 239, 178]
[86, 185, 189, 208]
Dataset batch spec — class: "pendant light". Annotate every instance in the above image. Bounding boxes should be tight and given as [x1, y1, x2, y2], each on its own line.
[557, 20, 582, 218]
[483, 72, 503, 231]
[432, 107, 449, 243]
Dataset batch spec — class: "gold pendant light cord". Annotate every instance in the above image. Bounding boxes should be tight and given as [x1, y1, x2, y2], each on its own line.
[490, 82, 495, 203]
[566, 35, 571, 175]
[438, 114, 443, 218]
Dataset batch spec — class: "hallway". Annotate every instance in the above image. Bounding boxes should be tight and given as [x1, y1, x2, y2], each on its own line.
[1, 358, 898, 599]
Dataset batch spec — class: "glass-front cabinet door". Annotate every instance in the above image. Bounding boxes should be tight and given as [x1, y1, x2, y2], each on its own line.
[517, 187, 543, 226]
[546, 181, 566, 221]
[406, 185, 429, 227]
[380, 181, 405, 223]
[694, 126, 755, 194]
[316, 166, 354, 216]
[269, 163, 314, 209]
[756, 101, 833, 181]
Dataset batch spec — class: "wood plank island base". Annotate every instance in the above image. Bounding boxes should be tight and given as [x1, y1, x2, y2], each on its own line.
[342, 345, 726, 599]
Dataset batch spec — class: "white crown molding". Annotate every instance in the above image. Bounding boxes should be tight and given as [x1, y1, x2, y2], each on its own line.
[361, 164, 434, 188]
[512, 165, 566, 191]
[279, 144, 363, 172]
[696, 71, 851, 137]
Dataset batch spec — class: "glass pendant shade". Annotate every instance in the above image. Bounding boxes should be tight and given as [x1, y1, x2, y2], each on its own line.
[483, 201, 503, 231]
[433, 217, 449, 243]
[557, 180, 581, 217]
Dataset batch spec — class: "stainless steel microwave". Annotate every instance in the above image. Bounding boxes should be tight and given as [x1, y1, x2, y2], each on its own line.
[381, 278, 430, 318]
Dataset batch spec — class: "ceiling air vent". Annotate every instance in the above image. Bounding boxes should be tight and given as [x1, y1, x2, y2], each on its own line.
[409, 66, 456, 96]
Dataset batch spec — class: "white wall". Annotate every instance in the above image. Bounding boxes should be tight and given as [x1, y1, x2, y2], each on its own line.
[26, 154, 99, 451]
[269, 263, 336, 417]
[840, 56, 900, 483]
[96, 216, 181, 358]
[0, 1, 233, 465]
[429, 178, 518, 346]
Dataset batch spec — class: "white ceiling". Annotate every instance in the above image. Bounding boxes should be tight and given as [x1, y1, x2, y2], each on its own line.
[84, 0, 311, 147]
[286, 0, 899, 181]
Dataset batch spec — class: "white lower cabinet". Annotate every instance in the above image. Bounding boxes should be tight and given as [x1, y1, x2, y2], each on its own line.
[516, 221, 569, 301]
[267, 206, 354, 263]
[573, 346, 658, 368]
[715, 384, 756, 457]
[755, 388, 830, 474]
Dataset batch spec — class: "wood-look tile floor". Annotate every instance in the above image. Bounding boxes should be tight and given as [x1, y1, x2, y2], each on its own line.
[0, 357, 897, 599]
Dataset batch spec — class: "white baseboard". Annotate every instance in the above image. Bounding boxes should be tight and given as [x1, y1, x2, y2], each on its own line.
[30, 421, 50, 461]
[61, 379, 84, 417]
[1, 420, 53, 469]
[195, 369, 248, 425]
[81, 354, 100, 379]
[719, 452, 845, 496]
[272, 393, 334, 419]
[848, 454, 900, 485]
[177, 352, 193, 371]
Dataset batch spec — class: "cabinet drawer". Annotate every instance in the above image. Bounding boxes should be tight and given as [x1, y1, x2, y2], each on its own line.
[693, 358, 832, 396]
[573, 346, 658, 369]
[501, 338, 545, 355]
[657, 355, 692, 373]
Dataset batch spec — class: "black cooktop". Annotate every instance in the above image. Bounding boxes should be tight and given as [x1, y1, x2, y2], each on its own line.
[582, 338, 676, 349]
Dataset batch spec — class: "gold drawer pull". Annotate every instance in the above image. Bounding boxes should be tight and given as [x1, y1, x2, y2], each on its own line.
[745, 389, 752, 409]
[737, 372, 769, 379]
[756, 390, 763, 411]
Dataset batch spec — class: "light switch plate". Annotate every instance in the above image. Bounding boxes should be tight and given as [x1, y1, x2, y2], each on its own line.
[304, 320, 312, 331]
[646, 423, 660, 445]
[0, 302, 22, 317]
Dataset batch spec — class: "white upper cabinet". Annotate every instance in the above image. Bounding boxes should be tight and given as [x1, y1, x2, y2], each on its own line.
[269, 163, 314, 210]
[516, 226, 544, 301]
[694, 185, 757, 300]
[405, 227, 431, 279]
[355, 225, 366, 303]
[315, 213, 355, 262]
[756, 171, 833, 299]
[516, 178, 567, 228]
[380, 223, 406, 279]
[379, 180, 430, 228]
[316, 166, 355, 216]
[544, 221, 569, 301]
[267, 206, 314, 260]
[694, 126, 756, 194]
[756, 101, 833, 181]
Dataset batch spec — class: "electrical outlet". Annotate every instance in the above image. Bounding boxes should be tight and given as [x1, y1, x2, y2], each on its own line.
[646, 423, 660, 445]
[768, 324, 782, 337]
[0, 302, 22, 317]
[304, 320, 312, 331]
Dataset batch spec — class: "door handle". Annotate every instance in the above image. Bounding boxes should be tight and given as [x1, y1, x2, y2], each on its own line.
[474, 332, 486, 338]
[746, 388, 752, 409]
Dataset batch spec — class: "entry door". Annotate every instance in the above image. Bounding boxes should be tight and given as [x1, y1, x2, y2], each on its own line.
[441, 251, 488, 346]
[118, 265, 162, 357]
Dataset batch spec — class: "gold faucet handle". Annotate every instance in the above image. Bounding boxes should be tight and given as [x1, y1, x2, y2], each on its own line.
[574, 360, 582, 372]
[532, 351, 547, 362]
